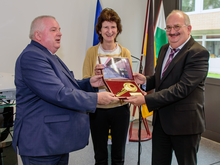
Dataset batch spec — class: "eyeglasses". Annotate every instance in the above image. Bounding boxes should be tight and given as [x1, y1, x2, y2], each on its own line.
[165, 25, 187, 32]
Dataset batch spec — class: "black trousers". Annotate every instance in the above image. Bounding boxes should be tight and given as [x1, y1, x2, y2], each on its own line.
[152, 116, 201, 165]
[90, 104, 130, 165]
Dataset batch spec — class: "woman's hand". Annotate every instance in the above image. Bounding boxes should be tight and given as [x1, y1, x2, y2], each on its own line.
[94, 64, 104, 75]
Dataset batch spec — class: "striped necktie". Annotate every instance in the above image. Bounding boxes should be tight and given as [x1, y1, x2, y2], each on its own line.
[162, 48, 179, 77]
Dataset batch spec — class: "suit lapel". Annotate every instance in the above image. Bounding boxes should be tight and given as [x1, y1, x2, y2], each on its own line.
[159, 37, 195, 85]
[55, 55, 80, 88]
[30, 40, 81, 88]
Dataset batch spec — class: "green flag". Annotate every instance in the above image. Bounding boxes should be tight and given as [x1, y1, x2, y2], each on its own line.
[154, 0, 168, 59]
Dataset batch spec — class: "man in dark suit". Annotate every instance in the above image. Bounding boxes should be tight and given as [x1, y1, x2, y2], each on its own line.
[125, 10, 209, 165]
[12, 15, 118, 165]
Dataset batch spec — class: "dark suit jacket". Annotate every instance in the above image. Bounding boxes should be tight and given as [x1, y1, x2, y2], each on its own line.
[144, 37, 209, 135]
[13, 40, 98, 156]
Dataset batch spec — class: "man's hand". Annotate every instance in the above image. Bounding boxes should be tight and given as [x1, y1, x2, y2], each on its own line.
[97, 92, 119, 105]
[90, 75, 104, 87]
[141, 90, 147, 95]
[94, 64, 104, 75]
[133, 73, 146, 85]
[124, 95, 146, 106]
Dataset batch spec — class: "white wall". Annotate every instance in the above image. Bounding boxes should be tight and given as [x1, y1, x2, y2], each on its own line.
[1, 0, 147, 79]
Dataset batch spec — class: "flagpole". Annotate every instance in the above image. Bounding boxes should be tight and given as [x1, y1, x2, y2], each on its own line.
[138, 55, 143, 165]
[138, 105, 142, 165]
[138, 0, 154, 163]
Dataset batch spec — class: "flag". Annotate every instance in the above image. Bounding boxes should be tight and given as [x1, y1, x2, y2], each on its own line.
[141, 0, 154, 118]
[154, 0, 168, 59]
[93, 0, 102, 46]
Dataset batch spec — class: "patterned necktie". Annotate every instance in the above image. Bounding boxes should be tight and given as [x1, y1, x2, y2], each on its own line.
[162, 48, 179, 77]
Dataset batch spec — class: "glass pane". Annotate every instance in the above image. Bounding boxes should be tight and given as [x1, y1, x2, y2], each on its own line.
[206, 41, 220, 58]
[192, 36, 203, 39]
[182, 0, 195, 12]
[206, 41, 220, 78]
[203, 0, 220, 10]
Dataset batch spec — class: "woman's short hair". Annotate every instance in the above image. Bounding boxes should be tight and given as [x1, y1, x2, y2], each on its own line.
[95, 8, 122, 43]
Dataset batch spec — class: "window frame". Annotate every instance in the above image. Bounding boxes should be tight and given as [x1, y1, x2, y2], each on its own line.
[193, 35, 220, 48]
[183, 0, 220, 14]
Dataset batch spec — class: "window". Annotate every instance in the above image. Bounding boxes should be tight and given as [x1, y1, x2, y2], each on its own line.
[182, 0, 220, 79]
[203, 0, 220, 10]
[193, 35, 220, 78]
[182, 0, 220, 13]
[182, 0, 195, 12]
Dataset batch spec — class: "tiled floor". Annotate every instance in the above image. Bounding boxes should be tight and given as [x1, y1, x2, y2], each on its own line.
[69, 120, 220, 165]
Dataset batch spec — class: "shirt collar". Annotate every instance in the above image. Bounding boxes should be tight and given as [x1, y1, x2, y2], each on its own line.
[47, 49, 55, 55]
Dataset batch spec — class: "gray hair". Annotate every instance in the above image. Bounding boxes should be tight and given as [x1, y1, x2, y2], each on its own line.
[29, 15, 56, 40]
[166, 10, 191, 26]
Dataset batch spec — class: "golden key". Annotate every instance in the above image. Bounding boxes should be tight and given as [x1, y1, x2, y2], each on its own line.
[116, 83, 137, 97]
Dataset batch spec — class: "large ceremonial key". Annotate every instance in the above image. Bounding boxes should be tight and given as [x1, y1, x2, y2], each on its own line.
[116, 83, 137, 97]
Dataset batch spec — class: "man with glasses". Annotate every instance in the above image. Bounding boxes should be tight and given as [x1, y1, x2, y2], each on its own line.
[125, 10, 209, 165]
